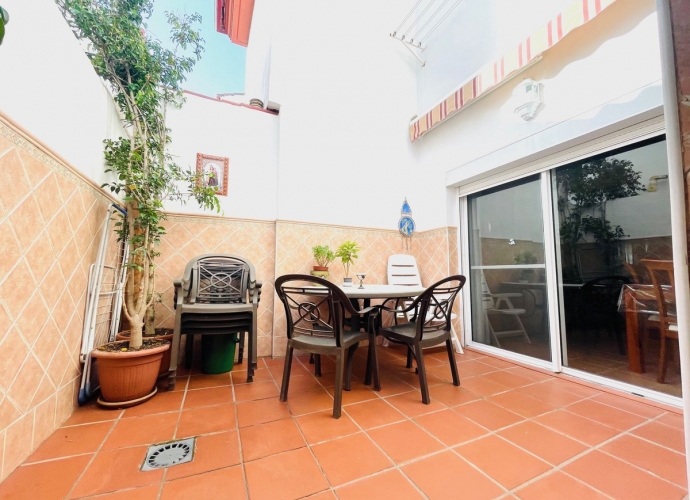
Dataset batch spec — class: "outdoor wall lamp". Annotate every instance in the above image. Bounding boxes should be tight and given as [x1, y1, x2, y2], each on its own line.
[648, 175, 669, 192]
[513, 79, 543, 121]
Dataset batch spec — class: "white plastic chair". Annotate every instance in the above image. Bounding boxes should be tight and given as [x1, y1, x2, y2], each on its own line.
[480, 273, 531, 347]
[386, 254, 463, 354]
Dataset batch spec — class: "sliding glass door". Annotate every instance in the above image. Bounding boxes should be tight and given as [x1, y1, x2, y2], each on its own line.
[467, 175, 552, 362]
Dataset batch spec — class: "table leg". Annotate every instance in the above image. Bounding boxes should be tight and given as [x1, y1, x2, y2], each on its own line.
[625, 288, 644, 373]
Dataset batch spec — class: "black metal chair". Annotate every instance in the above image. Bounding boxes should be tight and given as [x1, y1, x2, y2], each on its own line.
[578, 275, 630, 353]
[275, 274, 380, 419]
[377, 275, 466, 404]
[169, 254, 262, 389]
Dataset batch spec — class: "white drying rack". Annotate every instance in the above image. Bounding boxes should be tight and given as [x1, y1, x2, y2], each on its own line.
[78, 203, 128, 405]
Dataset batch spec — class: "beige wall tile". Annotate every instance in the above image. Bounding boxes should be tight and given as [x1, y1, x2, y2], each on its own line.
[3, 412, 34, 476]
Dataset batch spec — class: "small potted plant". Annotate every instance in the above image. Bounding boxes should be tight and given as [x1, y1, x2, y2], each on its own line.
[514, 251, 538, 283]
[311, 245, 335, 278]
[335, 240, 360, 286]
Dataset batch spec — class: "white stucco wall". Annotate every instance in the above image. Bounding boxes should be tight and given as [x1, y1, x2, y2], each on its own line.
[0, 0, 123, 184]
[411, 0, 663, 230]
[164, 93, 279, 221]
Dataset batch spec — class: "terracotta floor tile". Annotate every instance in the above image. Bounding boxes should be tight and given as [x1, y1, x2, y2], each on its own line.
[453, 400, 523, 431]
[284, 374, 326, 394]
[123, 391, 184, 417]
[335, 469, 424, 500]
[374, 372, 416, 397]
[601, 434, 687, 487]
[402, 450, 504, 500]
[70, 446, 163, 498]
[457, 435, 551, 489]
[101, 412, 178, 450]
[498, 421, 588, 465]
[343, 399, 405, 429]
[232, 380, 279, 402]
[0, 455, 91, 500]
[515, 383, 586, 408]
[285, 388, 334, 416]
[589, 393, 666, 419]
[564, 450, 686, 500]
[27, 421, 113, 462]
[311, 432, 392, 486]
[514, 471, 608, 500]
[565, 399, 647, 431]
[460, 376, 511, 397]
[183, 386, 234, 409]
[482, 370, 535, 389]
[414, 409, 488, 446]
[368, 420, 444, 464]
[385, 391, 445, 417]
[394, 367, 448, 388]
[296, 410, 360, 444]
[488, 390, 556, 418]
[187, 373, 231, 390]
[240, 418, 306, 461]
[62, 404, 122, 426]
[236, 397, 291, 427]
[244, 447, 329, 500]
[475, 356, 516, 370]
[176, 403, 236, 438]
[542, 378, 602, 398]
[456, 360, 499, 376]
[305, 491, 337, 500]
[535, 410, 619, 446]
[428, 384, 479, 407]
[231, 367, 273, 384]
[82, 484, 161, 499]
[162, 465, 245, 500]
[166, 431, 241, 480]
[631, 420, 685, 453]
[503, 366, 554, 382]
[326, 381, 379, 405]
[157, 377, 187, 392]
[656, 412, 684, 430]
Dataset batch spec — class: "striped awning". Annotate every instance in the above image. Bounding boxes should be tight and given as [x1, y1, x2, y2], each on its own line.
[409, 0, 619, 142]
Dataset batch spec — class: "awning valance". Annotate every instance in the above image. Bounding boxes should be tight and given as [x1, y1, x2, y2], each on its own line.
[409, 0, 619, 142]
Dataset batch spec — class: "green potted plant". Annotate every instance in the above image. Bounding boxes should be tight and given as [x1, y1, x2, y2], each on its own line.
[335, 240, 360, 286]
[311, 245, 335, 278]
[59, 0, 220, 406]
[514, 251, 538, 283]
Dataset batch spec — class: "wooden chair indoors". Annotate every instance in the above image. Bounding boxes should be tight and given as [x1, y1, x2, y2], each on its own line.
[275, 274, 381, 419]
[377, 275, 466, 404]
[170, 254, 262, 389]
[641, 259, 678, 383]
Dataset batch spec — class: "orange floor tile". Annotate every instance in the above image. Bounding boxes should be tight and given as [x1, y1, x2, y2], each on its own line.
[0, 346, 686, 500]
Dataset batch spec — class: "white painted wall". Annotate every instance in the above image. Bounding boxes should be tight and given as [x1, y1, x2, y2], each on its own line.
[0, 0, 123, 184]
[246, 0, 421, 230]
[164, 93, 279, 221]
[411, 0, 662, 230]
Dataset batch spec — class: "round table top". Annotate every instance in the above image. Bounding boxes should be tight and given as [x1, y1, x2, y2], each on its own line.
[338, 284, 426, 298]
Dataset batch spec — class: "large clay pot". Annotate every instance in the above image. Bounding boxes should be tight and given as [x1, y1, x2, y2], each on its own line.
[117, 329, 173, 377]
[92, 340, 169, 404]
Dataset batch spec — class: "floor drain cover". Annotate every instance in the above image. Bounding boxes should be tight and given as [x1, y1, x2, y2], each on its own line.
[141, 437, 195, 471]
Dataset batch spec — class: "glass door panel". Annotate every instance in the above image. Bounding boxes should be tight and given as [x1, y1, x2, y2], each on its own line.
[552, 137, 680, 397]
[468, 175, 552, 361]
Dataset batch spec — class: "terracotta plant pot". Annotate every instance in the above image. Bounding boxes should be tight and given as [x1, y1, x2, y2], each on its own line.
[92, 340, 169, 405]
[117, 329, 173, 377]
[313, 266, 329, 272]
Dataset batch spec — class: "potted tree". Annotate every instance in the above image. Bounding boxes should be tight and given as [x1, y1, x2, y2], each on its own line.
[514, 251, 538, 283]
[335, 241, 360, 286]
[311, 245, 335, 278]
[59, 0, 220, 406]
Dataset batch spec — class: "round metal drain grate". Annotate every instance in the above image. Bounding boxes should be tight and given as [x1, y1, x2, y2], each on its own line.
[142, 438, 195, 471]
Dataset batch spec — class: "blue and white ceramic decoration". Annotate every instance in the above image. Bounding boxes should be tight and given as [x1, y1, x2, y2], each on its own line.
[398, 198, 416, 243]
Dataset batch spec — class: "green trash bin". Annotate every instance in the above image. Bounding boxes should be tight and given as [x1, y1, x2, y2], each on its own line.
[201, 334, 238, 374]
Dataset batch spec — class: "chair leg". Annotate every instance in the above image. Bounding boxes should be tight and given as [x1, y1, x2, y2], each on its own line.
[279, 344, 294, 402]
[237, 332, 245, 365]
[314, 354, 322, 377]
[309, 353, 315, 364]
[446, 339, 460, 386]
[414, 342, 430, 404]
[345, 343, 358, 391]
[406, 346, 413, 369]
[369, 333, 381, 391]
[184, 334, 194, 369]
[332, 351, 345, 419]
[657, 334, 669, 384]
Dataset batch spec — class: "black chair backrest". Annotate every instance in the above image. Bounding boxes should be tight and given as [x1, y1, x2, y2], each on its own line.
[275, 274, 362, 347]
[413, 275, 466, 340]
[182, 254, 255, 304]
[581, 275, 630, 312]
